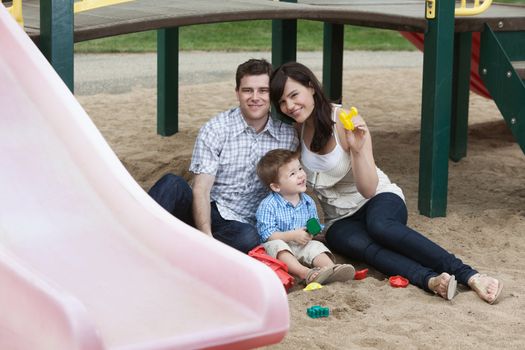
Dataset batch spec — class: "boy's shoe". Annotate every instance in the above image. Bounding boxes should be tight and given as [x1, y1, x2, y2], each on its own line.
[305, 266, 334, 285]
[324, 264, 355, 284]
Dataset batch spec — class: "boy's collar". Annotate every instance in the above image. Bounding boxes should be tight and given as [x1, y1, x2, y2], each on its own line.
[272, 192, 307, 207]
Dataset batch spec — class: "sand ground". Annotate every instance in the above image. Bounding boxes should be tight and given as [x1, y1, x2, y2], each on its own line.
[76, 51, 525, 350]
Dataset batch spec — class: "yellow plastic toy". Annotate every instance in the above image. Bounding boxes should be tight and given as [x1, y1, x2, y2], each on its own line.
[338, 107, 359, 131]
[303, 282, 323, 291]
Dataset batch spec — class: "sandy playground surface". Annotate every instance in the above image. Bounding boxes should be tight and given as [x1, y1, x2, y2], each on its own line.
[76, 51, 525, 350]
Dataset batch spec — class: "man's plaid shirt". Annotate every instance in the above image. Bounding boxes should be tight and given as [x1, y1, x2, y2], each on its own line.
[190, 107, 299, 225]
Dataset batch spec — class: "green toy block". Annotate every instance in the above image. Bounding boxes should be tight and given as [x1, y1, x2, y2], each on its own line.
[306, 218, 321, 236]
[307, 305, 329, 318]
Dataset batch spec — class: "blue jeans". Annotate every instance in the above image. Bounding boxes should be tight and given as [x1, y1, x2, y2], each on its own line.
[147, 173, 194, 226]
[148, 174, 259, 254]
[325, 192, 478, 292]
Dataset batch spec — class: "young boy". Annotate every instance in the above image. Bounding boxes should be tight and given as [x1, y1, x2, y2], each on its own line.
[256, 149, 355, 285]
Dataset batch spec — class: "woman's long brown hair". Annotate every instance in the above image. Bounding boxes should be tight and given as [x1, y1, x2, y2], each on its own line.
[270, 62, 334, 153]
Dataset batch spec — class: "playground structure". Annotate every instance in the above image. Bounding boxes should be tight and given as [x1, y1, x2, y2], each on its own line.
[14, 0, 525, 218]
[0, 0, 524, 349]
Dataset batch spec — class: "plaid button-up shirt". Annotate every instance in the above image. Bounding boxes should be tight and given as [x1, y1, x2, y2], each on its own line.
[256, 192, 322, 243]
[190, 107, 298, 225]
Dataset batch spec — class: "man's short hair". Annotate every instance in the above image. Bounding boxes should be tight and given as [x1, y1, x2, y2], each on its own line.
[257, 149, 300, 189]
[235, 58, 272, 90]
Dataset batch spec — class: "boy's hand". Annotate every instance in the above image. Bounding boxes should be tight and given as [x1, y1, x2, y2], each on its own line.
[291, 228, 312, 245]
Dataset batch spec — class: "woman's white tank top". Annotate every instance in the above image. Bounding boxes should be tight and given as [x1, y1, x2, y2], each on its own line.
[301, 105, 351, 186]
[300, 104, 404, 227]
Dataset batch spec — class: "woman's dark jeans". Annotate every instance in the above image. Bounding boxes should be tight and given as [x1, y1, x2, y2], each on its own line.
[148, 173, 259, 253]
[325, 192, 477, 291]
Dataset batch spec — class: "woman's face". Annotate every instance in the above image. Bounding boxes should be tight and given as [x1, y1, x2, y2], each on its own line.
[277, 78, 315, 124]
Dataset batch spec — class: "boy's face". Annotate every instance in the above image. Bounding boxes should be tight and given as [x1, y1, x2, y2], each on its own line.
[270, 158, 307, 196]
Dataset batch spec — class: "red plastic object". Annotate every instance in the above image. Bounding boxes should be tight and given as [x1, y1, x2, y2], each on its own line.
[249, 246, 295, 290]
[399, 31, 491, 99]
[389, 275, 409, 288]
[354, 268, 368, 280]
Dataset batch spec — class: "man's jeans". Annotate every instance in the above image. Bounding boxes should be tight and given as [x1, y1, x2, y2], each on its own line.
[148, 174, 259, 253]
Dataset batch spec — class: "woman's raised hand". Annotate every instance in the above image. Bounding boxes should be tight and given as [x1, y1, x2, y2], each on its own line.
[345, 114, 368, 152]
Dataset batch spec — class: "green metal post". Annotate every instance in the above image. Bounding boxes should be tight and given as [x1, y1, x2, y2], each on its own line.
[157, 28, 179, 136]
[272, 0, 297, 67]
[479, 26, 525, 154]
[323, 23, 344, 103]
[39, 0, 74, 92]
[450, 32, 472, 162]
[418, 0, 455, 217]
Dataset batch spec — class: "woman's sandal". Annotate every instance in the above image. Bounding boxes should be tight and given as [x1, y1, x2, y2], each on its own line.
[323, 264, 355, 284]
[468, 273, 503, 305]
[305, 266, 334, 285]
[429, 273, 457, 300]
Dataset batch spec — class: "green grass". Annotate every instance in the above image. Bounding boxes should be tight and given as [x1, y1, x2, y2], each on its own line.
[74, 20, 414, 53]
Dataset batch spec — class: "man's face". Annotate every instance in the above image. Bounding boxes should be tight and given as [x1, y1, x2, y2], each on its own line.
[236, 74, 271, 124]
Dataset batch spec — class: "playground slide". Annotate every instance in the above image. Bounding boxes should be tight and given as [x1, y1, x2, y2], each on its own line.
[0, 6, 288, 350]
[400, 31, 491, 99]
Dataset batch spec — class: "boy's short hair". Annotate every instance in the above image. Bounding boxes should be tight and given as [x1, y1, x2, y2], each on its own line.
[235, 58, 272, 90]
[257, 149, 300, 188]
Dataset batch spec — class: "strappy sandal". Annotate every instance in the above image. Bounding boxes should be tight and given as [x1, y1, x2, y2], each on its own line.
[323, 264, 355, 284]
[305, 266, 334, 285]
[468, 273, 503, 304]
[429, 273, 457, 300]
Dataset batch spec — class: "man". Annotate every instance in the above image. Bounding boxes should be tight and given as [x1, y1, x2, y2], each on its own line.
[148, 59, 299, 253]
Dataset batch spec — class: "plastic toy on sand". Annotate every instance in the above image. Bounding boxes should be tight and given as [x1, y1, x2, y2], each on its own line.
[389, 275, 409, 288]
[338, 106, 359, 131]
[307, 306, 330, 318]
[354, 268, 369, 280]
[303, 282, 323, 291]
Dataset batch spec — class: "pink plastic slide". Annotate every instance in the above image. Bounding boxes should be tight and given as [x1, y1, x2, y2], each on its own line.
[0, 6, 288, 350]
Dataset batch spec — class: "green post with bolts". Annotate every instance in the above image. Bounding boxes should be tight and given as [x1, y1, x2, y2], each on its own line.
[418, 0, 455, 217]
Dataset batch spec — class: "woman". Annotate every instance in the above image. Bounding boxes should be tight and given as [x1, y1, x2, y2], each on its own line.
[269, 62, 502, 303]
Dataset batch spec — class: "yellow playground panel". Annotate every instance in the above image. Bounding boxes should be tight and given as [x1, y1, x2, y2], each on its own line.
[2, 0, 22, 27]
[73, 0, 133, 13]
[1, 0, 133, 27]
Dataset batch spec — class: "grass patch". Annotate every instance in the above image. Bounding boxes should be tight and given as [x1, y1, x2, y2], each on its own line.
[74, 20, 414, 53]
